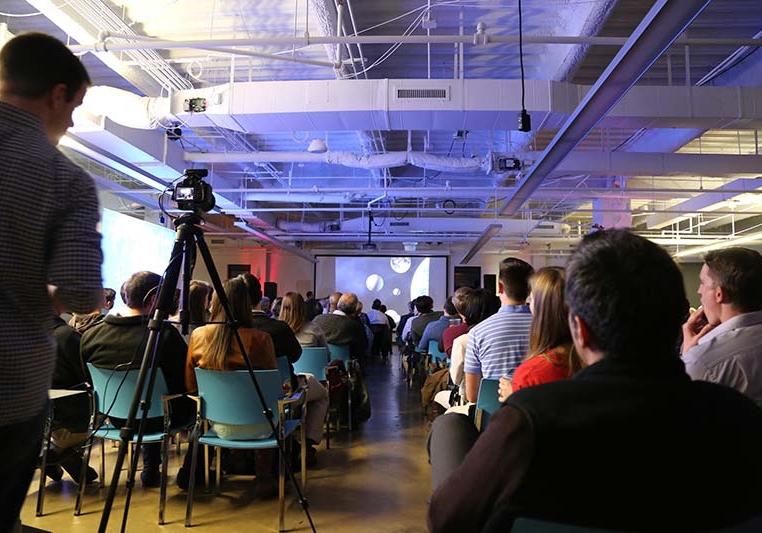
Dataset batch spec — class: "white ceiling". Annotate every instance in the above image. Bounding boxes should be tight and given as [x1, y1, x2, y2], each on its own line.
[3, 0, 762, 259]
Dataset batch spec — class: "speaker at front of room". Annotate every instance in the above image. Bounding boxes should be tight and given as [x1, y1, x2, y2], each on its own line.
[484, 274, 497, 296]
[263, 281, 278, 301]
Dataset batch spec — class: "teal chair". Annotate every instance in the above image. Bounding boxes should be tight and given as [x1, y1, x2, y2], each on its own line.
[78, 363, 186, 524]
[428, 339, 448, 369]
[475, 378, 501, 432]
[293, 346, 332, 447]
[327, 343, 350, 365]
[184, 369, 306, 530]
[293, 346, 330, 378]
[276, 356, 292, 385]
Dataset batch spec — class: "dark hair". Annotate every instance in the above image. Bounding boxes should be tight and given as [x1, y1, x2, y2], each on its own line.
[452, 286, 473, 315]
[123, 271, 162, 310]
[379, 304, 387, 313]
[0, 32, 90, 101]
[372, 298, 382, 310]
[704, 247, 762, 313]
[443, 296, 458, 316]
[499, 257, 534, 302]
[414, 295, 434, 313]
[565, 230, 686, 359]
[103, 288, 116, 304]
[238, 273, 262, 306]
[462, 288, 497, 326]
[189, 280, 213, 324]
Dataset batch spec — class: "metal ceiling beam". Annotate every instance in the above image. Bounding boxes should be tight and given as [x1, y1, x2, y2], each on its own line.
[460, 224, 503, 265]
[500, 0, 712, 216]
[233, 221, 317, 263]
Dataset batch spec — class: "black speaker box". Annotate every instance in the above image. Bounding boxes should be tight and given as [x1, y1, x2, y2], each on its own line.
[263, 281, 278, 301]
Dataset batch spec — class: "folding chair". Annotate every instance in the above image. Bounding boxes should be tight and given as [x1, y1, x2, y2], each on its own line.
[428, 340, 448, 370]
[78, 364, 188, 524]
[326, 343, 354, 431]
[474, 378, 501, 432]
[184, 369, 306, 531]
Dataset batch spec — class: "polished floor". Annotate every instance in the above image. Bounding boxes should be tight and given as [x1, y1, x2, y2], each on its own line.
[20, 353, 432, 532]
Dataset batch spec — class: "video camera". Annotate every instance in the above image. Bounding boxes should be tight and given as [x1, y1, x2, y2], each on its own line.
[171, 168, 216, 212]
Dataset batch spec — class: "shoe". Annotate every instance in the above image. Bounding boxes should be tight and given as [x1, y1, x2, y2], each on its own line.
[140, 467, 161, 488]
[45, 464, 64, 482]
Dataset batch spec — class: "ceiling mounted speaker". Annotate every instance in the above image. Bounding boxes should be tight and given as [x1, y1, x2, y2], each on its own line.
[307, 139, 327, 153]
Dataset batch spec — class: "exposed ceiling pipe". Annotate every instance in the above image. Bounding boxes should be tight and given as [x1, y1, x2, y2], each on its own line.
[233, 221, 317, 263]
[460, 224, 503, 264]
[499, 0, 712, 216]
[77, 32, 762, 55]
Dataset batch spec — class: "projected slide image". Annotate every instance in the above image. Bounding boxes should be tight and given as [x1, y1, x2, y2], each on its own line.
[101, 208, 175, 294]
[317, 256, 448, 321]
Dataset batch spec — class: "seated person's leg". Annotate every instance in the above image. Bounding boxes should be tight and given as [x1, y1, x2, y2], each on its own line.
[427, 412, 479, 491]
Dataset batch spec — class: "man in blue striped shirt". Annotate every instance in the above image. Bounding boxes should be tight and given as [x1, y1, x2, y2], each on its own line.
[463, 258, 533, 403]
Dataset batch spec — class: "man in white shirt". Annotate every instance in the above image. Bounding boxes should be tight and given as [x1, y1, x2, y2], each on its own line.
[682, 247, 762, 407]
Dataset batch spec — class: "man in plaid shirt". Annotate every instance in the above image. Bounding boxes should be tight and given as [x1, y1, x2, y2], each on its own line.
[0, 33, 102, 530]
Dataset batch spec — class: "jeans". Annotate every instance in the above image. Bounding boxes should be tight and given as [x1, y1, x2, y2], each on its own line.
[0, 408, 47, 533]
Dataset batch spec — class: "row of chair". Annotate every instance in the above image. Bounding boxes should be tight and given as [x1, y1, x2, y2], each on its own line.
[41, 344, 359, 530]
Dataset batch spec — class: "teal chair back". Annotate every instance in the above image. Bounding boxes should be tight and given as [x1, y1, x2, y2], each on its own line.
[276, 356, 292, 385]
[475, 378, 500, 432]
[428, 340, 448, 365]
[293, 346, 330, 379]
[195, 368, 281, 426]
[327, 343, 350, 363]
[87, 362, 167, 419]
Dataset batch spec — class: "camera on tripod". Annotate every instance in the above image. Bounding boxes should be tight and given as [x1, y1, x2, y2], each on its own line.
[171, 168, 216, 212]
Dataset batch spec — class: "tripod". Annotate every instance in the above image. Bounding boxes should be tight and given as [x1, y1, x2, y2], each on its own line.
[98, 210, 316, 532]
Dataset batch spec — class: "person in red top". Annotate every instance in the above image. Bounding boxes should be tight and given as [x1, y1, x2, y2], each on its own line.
[499, 267, 582, 400]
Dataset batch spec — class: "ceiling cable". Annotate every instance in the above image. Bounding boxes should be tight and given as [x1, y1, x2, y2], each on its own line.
[517, 0, 531, 132]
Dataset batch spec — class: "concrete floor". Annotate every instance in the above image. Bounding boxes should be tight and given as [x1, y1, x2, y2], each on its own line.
[20, 353, 432, 533]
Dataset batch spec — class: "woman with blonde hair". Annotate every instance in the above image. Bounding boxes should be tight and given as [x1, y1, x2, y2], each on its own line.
[498, 266, 582, 401]
[180, 276, 278, 496]
[280, 291, 328, 348]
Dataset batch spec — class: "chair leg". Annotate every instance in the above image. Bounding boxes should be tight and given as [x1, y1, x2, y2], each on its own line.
[159, 436, 169, 525]
[278, 444, 285, 532]
[75, 437, 95, 516]
[36, 410, 53, 517]
[184, 432, 200, 527]
[215, 447, 222, 496]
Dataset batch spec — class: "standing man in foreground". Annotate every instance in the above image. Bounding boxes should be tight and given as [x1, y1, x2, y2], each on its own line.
[0, 33, 102, 531]
[428, 230, 762, 532]
[681, 247, 762, 406]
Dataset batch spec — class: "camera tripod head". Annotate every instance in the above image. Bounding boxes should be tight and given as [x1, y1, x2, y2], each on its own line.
[171, 168, 216, 213]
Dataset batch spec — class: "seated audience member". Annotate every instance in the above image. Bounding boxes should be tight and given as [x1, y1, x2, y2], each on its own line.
[410, 296, 443, 348]
[259, 296, 272, 317]
[428, 230, 762, 532]
[418, 297, 458, 354]
[240, 275, 325, 462]
[313, 292, 368, 361]
[682, 247, 762, 407]
[181, 276, 278, 496]
[396, 301, 415, 348]
[270, 295, 283, 319]
[187, 279, 212, 332]
[46, 313, 97, 485]
[279, 291, 331, 460]
[69, 287, 116, 334]
[441, 288, 472, 357]
[463, 258, 533, 402]
[81, 271, 194, 488]
[434, 289, 497, 410]
[498, 267, 582, 401]
[280, 292, 328, 348]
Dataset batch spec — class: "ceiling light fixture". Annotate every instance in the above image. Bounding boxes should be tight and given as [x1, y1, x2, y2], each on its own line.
[672, 229, 762, 258]
[307, 139, 328, 153]
[460, 224, 502, 264]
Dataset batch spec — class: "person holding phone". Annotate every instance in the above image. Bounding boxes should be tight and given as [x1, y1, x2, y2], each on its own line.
[682, 247, 762, 407]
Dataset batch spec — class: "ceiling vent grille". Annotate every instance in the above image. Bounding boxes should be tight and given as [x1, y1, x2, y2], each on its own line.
[395, 88, 449, 100]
